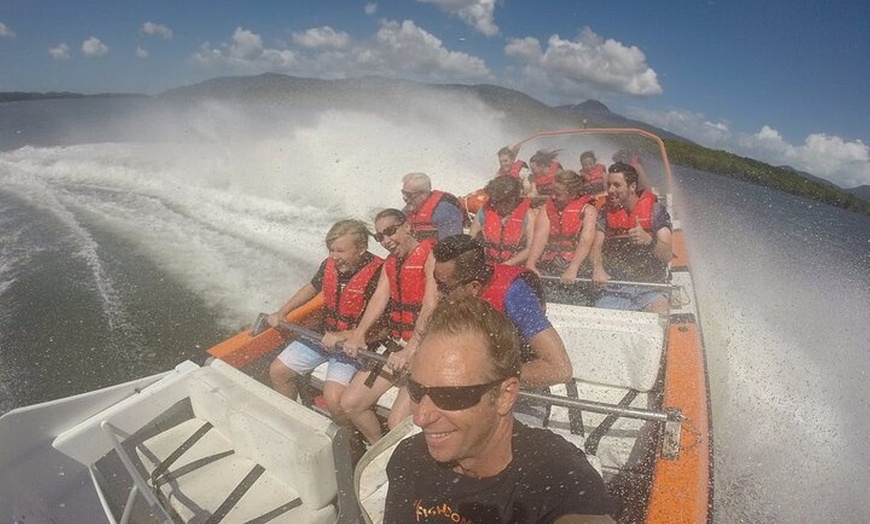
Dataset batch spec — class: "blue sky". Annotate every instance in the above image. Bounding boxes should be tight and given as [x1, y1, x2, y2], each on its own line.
[1, 0, 868, 188]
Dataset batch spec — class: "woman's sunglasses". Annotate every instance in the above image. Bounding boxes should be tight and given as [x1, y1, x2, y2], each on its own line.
[374, 221, 404, 242]
[406, 377, 505, 411]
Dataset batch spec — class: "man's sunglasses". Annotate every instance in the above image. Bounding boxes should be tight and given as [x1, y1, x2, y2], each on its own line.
[407, 377, 505, 411]
[374, 222, 404, 242]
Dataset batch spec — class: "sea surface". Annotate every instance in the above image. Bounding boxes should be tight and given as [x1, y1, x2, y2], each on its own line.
[1, 96, 868, 522]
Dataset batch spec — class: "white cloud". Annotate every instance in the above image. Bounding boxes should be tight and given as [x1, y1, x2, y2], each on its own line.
[82, 36, 108, 57]
[292, 27, 351, 50]
[0, 21, 16, 39]
[505, 28, 661, 102]
[49, 43, 71, 60]
[417, 0, 499, 37]
[136, 46, 149, 58]
[365, 3, 378, 16]
[626, 107, 870, 188]
[141, 22, 173, 40]
[192, 20, 489, 83]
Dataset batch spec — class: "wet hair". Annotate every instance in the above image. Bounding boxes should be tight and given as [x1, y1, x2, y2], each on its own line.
[580, 150, 597, 162]
[529, 149, 561, 167]
[433, 234, 493, 283]
[484, 175, 522, 205]
[325, 219, 370, 249]
[497, 146, 516, 159]
[374, 208, 406, 224]
[422, 296, 521, 381]
[608, 162, 640, 192]
[402, 172, 432, 192]
[555, 169, 585, 197]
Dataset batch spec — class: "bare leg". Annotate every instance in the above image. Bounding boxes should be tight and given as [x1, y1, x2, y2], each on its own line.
[269, 358, 299, 400]
[322, 381, 350, 427]
[340, 370, 395, 445]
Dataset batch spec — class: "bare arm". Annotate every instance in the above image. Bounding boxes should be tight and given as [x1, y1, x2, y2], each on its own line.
[343, 267, 390, 355]
[652, 226, 673, 264]
[268, 282, 319, 326]
[386, 253, 438, 371]
[590, 229, 609, 284]
[520, 326, 572, 387]
[561, 204, 598, 283]
[504, 208, 537, 266]
[525, 207, 550, 273]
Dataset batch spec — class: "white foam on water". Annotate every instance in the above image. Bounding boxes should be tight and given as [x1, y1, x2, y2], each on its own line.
[0, 95, 526, 328]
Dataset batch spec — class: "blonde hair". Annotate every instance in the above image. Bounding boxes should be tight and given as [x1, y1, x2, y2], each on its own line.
[325, 219, 370, 250]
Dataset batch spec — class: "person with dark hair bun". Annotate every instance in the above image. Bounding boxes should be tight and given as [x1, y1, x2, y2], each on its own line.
[469, 175, 537, 265]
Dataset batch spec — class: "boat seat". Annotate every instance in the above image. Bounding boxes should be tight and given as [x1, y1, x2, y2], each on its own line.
[543, 303, 665, 479]
[353, 416, 420, 524]
[53, 359, 350, 524]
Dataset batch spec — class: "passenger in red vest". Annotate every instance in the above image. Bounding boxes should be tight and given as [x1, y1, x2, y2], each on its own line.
[496, 144, 529, 181]
[528, 149, 563, 199]
[527, 170, 598, 284]
[469, 175, 537, 266]
[267, 219, 383, 425]
[579, 150, 607, 194]
[341, 209, 438, 444]
[401, 172, 465, 240]
[591, 163, 673, 314]
[431, 234, 572, 390]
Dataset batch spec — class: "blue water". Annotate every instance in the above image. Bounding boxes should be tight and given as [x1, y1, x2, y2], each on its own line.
[1, 96, 868, 522]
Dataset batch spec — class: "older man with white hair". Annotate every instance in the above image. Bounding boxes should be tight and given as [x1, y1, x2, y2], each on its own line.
[401, 172, 465, 241]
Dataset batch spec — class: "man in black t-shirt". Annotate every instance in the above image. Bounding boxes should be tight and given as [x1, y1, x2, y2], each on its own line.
[383, 297, 614, 524]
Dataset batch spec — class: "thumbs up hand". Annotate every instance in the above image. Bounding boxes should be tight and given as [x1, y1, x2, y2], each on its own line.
[628, 216, 653, 246]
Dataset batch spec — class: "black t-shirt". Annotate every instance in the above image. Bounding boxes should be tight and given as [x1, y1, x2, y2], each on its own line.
[383, 423, 613, 524]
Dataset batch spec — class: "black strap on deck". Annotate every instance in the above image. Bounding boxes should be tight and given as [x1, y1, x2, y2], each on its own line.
[584, 389, 640, 456]
[204, 464, 265, 524]
[150, 421, 214, 484]
[241, 497, 304, 524]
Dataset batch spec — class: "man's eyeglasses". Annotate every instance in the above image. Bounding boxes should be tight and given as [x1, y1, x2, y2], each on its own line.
[434, 277, 475, 295]
[374, 221, 404, 242]
[406, 377, 505, 411]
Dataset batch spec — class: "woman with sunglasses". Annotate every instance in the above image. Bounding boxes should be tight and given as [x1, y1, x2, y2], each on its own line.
[383, 297, 614, 524]
[340, 208, 439, 445]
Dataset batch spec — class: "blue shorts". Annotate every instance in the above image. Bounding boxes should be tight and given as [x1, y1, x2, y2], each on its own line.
[594, 284, 666, 312]
[275, 339, 362, 386]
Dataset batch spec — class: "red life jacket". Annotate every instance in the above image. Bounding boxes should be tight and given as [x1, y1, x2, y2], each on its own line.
[605, 191, 658, 237]
[480, 264, 545, 314]
[481, 198, 531, 263]
[384, 239, 435, 340]
[603, 191, 667, 282]
[321, 254, 384, 332]
[541, 195, 593, 262]
[533, 163, 561, 196]
[407, 190, 464, 240]
[498, 160, 528, 179]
